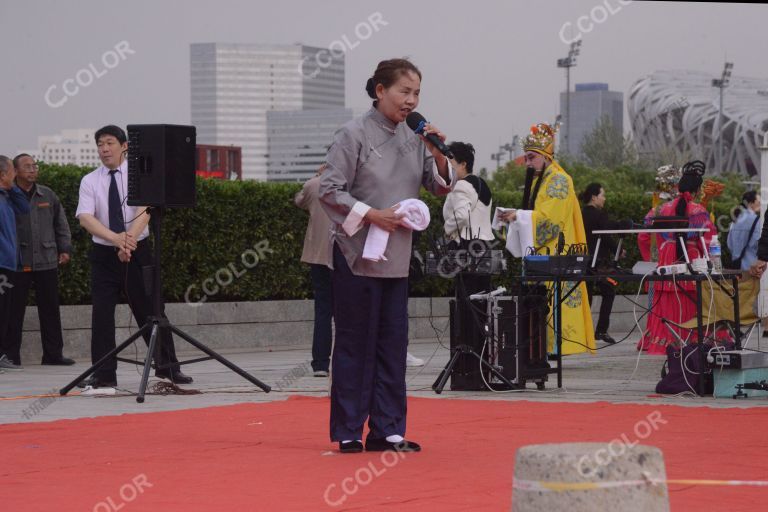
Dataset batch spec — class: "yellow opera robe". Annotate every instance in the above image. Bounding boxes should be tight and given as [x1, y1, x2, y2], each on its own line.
[515, 162, 596, 355]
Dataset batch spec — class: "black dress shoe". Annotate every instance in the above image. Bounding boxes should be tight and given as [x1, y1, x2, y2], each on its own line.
[596, 333, 617, 344]
[41, 356, 76, 366]
[339, 441, 364, 453]
[77, 376, 117, 388]
[365, 438, 421, 452]
[155, 369, 193, 384]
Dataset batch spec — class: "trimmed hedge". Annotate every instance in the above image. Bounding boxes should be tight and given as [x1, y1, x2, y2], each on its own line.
[35, 163, 744, 304]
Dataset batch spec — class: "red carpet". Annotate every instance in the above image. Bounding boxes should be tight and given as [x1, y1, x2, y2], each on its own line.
[2, 396, 767, 511]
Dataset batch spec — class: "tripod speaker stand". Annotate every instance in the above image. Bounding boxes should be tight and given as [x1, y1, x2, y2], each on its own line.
[60, 207, 271, 402]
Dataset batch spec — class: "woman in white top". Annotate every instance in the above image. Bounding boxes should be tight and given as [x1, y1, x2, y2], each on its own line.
[442, 142, 494, 298]
[442, 142, 493, 248]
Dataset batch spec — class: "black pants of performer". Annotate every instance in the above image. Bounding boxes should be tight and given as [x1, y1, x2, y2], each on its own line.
[310, 264, 333, 373]
[330, 244, 409, 442]
[89, 240, 179, 382]
[587, 279, 615, 334]
[4, 269, 66, 365]
[0, 268, 16, 362]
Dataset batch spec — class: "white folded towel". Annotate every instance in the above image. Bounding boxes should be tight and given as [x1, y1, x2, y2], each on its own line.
[493, 207, 534, 258]
[363, 199, 431, 262]
[505, 210, 533, 257]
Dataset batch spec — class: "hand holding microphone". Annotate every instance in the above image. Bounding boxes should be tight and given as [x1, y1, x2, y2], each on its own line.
[406, 112, 454, 160]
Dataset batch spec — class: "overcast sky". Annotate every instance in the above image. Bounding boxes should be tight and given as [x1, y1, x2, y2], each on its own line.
[1, 0, 766, 172]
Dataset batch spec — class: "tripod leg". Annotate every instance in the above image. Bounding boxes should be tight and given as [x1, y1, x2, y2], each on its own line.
[60, 324, 152, 396]
[474, 353, 516, 389]
[169, 326, 271, 392]
[136, 323, 160, 404]
[432, 347, 463, 394]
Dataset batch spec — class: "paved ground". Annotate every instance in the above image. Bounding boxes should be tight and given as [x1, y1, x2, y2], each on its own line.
[2, 332, 767, 426]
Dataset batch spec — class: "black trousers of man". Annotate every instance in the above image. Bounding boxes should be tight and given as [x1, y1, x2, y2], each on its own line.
[587, 279, 615, 335]
[5, 269, 66, 364]
[0, 268, 16, 361]
[309, 263, 333, 373]
[89, 240, 179, 382]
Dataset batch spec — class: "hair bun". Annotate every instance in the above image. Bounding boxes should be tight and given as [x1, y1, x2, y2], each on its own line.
[682, 160, 705, 177]
[365, 77, 376, 99]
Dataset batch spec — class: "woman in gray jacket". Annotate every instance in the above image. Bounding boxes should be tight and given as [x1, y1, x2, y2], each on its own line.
[320, 58, 456, 454]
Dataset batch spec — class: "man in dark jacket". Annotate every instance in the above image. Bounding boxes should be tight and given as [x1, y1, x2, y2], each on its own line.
[580, 183, 631, 345]
[0, 155, 30, 370]
[748, 209, 768, 283]
[6, 154, 75, 366]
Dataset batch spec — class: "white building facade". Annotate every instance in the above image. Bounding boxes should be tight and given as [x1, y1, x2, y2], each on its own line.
[19, 129, 100, 168]
[191, 43, 345, 181]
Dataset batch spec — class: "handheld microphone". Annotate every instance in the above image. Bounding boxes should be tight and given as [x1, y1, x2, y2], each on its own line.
[469, 287, 507, 301]
[406, 112, 455, 159]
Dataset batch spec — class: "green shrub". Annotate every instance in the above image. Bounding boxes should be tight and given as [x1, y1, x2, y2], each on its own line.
[33, 161, 747, 304]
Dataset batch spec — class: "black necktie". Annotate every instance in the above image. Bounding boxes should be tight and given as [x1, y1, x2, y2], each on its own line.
[108, 170, 124, 233]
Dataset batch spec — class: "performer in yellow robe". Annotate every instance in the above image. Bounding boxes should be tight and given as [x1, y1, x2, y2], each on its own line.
[498, 123, 595, 354]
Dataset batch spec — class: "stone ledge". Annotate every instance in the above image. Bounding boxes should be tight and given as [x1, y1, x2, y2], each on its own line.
[17, 295, 646, 363]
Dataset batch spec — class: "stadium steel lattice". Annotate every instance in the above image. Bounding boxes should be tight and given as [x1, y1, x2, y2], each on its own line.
[628, 70, 768, 175]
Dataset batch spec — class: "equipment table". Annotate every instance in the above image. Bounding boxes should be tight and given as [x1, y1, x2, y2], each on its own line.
[519, 270, 742, 396]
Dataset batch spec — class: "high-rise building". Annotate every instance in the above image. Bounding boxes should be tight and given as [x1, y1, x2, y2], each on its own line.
[266, 109, 353, 182]
[560, 83, 624, 157]
[18, 129, 101, 168]
[190, 43, 345, 181]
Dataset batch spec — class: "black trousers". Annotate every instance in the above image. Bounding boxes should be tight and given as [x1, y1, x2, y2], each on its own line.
[89, 241, 179, 382]
[309, 264, 333, 372]
[0, 268, 16, 362]
[330, 244, 409, 442]
[587, 279, 615, 334]
[4, 268, 65, 364]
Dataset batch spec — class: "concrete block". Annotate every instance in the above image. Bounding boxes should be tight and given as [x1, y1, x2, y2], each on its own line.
[408, 297, 451, 318]
[196, 300, 314, 325]
[512, 443, 669, 512]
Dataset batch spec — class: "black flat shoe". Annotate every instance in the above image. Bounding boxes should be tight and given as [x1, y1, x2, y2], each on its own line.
[155, 369, 193, 384]
[596, 333, 617, 344]
[365, 438, 421, 452]
[339, 441, 364, 453]
[42, 357, 76, 366]
[77, 376, 117, 388]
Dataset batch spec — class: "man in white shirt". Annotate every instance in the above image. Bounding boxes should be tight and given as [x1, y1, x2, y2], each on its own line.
[75, 125, 191, 388]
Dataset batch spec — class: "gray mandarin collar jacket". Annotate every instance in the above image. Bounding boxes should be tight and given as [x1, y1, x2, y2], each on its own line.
[320, 107, 456, 278]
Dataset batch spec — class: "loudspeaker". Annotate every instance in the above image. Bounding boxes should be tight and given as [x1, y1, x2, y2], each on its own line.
[449, 285, 550, 391]
[448, 298, 488, 391]
[495, 291, 551, 383]
[127, 124, 196, 208]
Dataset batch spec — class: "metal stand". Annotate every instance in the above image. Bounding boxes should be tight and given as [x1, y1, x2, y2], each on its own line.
[432, 287, 515, 394]
[60, 207, 271, 402]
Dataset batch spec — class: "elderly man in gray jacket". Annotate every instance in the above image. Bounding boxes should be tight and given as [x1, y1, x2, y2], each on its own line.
[6, 154, 74, 366]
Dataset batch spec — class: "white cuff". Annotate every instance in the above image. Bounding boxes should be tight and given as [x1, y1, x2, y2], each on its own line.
[433, 160, 456, 190]
[342, 201, 371, 236]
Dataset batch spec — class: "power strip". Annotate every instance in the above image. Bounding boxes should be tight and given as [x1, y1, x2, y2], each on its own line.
[656, 263, 688, 275]
[691, 258, 709, 273]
